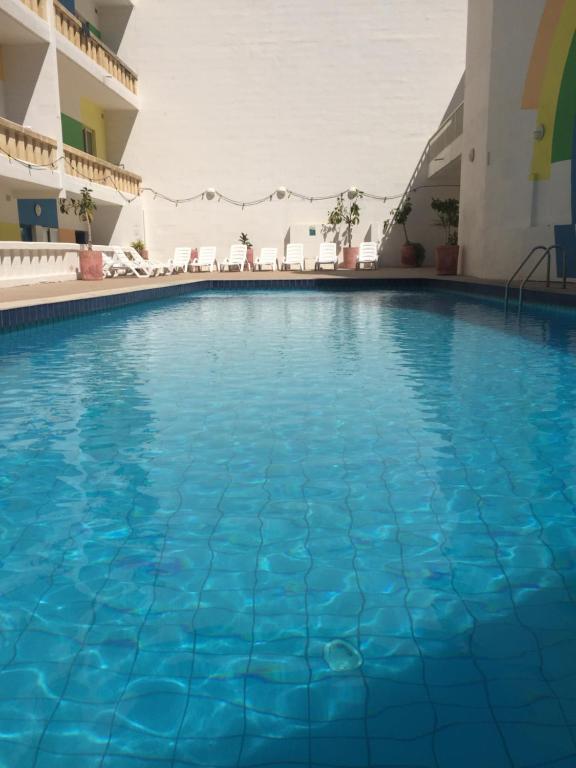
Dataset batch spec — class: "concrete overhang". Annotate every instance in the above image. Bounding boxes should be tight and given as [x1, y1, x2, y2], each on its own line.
[0, 0, 51, 45]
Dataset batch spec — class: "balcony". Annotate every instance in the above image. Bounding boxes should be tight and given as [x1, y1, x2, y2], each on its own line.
[19, 0, 46, 18]
[53, 0, 137, 94]
[64, 144, 141, 196]
[0, 116, 57, 166]
[427, 102, 464, 179]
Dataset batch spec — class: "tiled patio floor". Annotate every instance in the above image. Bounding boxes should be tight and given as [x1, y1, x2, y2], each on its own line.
[0, 267, 575, 312]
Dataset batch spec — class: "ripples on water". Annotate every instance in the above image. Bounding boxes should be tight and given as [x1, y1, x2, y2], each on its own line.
[0, 290, 576, 768]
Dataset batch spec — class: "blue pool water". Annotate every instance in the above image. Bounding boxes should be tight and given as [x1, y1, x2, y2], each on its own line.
[1, 289, 576, 768]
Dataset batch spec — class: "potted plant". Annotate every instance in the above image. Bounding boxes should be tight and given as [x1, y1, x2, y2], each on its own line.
[131, 239, 148, 260]
[326, 193, 363, 268]
[59, 188, 102, 280]
[239, 232, 254, 269]
[431, 197, 459, 275]
[392, 197, 425, 267]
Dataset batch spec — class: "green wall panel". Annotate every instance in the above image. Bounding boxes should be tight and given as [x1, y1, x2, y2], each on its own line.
[552, 32, 576, 163]
[61, 113, 84, 151]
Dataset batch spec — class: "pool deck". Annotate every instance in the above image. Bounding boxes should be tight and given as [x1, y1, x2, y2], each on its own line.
[0, 267, 575, 319]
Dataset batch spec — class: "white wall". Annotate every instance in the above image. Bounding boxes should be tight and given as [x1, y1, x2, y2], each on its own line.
[2, 42, 61, 140]
[119, 0, 467, 261]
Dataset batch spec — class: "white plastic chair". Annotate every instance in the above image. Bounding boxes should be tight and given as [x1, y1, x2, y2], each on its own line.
[190, 247, 219, 272]
[254, 247, 278, 271]
[315, 242, 338, 270]
[282, 243, 305, 271]
[357, 242, 378, 270]
[220, 244, 249, 272]
[169, 247, 192, 273]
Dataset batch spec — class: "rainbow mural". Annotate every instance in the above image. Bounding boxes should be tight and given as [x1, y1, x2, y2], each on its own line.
[523, 0, 576, 272]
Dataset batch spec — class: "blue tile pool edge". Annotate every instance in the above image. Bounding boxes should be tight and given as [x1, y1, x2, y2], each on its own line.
[1, 276, 575, 332]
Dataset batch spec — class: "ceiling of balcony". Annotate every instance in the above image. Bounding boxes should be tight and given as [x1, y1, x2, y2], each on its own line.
[57, 48, 138, 111]
[0, 3, 50, 45]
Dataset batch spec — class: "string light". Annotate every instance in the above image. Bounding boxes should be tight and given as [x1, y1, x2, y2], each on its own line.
[0, 145, 459, 209]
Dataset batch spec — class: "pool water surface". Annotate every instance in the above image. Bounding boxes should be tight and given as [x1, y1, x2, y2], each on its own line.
[0, 289, 576, 768]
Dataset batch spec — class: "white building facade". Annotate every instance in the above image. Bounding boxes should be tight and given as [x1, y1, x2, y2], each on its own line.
[4, 1, 570, 285]
[458, 0, 576, 281]
[0, 0, 143, 284]
[387, 0, 576, 282]
[0, 0, 467, 283]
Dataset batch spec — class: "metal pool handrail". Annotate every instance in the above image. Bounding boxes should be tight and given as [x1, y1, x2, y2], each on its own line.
[517, 245, 567, 317]
[504, 245, 548, 313]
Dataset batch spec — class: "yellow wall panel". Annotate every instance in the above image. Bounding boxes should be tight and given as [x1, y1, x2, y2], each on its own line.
[0, 222, 21, 241]
[530, 3, 576, 179]
[80, 98, 107, 161]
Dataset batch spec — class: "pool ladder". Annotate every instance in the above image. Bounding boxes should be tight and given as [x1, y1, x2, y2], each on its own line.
[504, 245, 568, 316]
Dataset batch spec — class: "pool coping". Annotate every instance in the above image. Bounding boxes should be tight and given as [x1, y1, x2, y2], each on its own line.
[1, 272, 576, 331]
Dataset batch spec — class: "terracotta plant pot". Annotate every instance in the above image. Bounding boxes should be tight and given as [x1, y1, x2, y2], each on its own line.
[140, 249, 149, 260]
[401, 243, 418, 267]
[246, 247, 254, 269]
[435, 245, 459, 275]
[342, 246, 358, 269]
[190, 248, 198, 268]
[78, 250, 104, 281]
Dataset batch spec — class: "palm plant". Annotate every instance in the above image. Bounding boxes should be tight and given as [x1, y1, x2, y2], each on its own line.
[59, 187, 97, 248]
[392, 197, 413, 244]
[239, 232, 253, 248]
[326, 194, 362, 247]
[431, 198, 459, 245]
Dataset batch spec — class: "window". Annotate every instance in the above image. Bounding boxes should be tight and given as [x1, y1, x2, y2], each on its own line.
[82, 127, 96, 156]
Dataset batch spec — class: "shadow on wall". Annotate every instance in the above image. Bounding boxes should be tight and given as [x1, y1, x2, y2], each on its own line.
[2, 43, 50, 126]
[93, 204, 122, 245]
[379, 74, 465, 269]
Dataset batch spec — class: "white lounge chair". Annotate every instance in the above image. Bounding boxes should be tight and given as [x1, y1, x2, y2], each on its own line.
[357, 242, 378, 270]
[254, 247, 279, 271]
[282, 243, 305, 271]
[125, 247, 169, 276]
[102, 254, 117, 278]
[109, 246, 151, 278]
[220, 244, 249, 272]
[315, 242, 338, 270]
[190, 246, 219, 272]
[168, 247, 192, 273]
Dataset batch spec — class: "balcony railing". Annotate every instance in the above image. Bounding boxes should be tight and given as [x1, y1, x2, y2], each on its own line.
[53, 0, 137, 94]
[19, 0, 47, 18]
[0, 116, 57, 166]
[64, 145, 141, 196]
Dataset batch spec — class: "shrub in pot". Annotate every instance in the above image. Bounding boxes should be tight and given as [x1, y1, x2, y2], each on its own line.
[392, 197, 425, 267]
[60, 187, 102, 280]
[326, 191, 363, 268]
[239, 232, 254, 268]
[131, 239, 148, 260]
[431, 197, 459, 275]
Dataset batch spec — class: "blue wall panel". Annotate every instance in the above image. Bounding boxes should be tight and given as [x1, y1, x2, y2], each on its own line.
[17, 199, 58, 229]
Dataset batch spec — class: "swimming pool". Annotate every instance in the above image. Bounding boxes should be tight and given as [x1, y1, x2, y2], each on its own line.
[1, 289, 575, 768]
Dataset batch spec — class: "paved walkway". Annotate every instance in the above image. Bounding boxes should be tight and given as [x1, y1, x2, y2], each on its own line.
[0, 268, 435, 310]
[1, 267, 575, 312]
